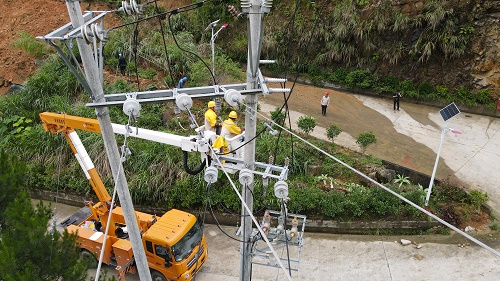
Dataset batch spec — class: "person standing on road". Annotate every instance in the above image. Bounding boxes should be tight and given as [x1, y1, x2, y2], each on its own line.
[178, 76, 188, 88]
[393, 92, 402, 111]
[320, 92, 330, 116]
[118, 53, 127, 76]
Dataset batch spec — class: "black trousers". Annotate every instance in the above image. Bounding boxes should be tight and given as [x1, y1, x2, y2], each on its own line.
[393, 100, 399, 110]
[321, 105, 327, 115]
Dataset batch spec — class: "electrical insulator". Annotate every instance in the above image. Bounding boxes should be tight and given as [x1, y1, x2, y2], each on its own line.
[261, 210, 271, 233]
[289, 216, 298, 239]
[227, 5, 240, 17]
[276, 215, 284, 235]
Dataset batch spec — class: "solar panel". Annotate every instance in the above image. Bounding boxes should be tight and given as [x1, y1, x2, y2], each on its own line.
[439, 102, 460, 122]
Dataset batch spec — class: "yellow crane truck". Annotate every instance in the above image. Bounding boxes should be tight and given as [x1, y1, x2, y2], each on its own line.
[40, 112, 208, 281]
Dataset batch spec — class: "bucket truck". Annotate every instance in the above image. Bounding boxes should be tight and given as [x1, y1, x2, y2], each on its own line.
[40, 112, 208, 281]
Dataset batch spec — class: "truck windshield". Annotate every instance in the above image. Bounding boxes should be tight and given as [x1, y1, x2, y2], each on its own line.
[171, 222, 202, 262]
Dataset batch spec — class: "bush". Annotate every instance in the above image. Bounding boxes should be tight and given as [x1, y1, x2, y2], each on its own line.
[330, 67, 349, 84]
[297, 115, 316, 135]
[417, 82, 435, 99]
[356, 132, 376, 153]
[345, 70, 375, 89]
[326, 123, 342, 142]
[475, 90, 493, 105]
[467, 189, 488, 211]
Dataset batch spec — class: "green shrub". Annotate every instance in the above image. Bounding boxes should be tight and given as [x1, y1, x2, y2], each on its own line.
[320, 190, 346, 219]
[417, 82, 435, 99]
[330, 67, 349, 84]
[297, 115, 316, 135]
[475, 90, 493, 105]
[467, 189, 488, 211]
[326, 123, 342, 142]
[356, 132, 376, 153]
[345, 70, 375, 89]
[369, 186, 401, 217]
[491, 221, 499, 231]
[139, 67, 158, 80]
[432, 178, 468, 203]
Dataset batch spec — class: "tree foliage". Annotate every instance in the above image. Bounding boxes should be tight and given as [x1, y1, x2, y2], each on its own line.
[0, 151, 89, 281]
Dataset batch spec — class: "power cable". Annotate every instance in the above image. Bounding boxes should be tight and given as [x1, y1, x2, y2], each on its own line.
[152, 0, 175, 86]
[248, 105, 500, 258]
[132, 22, 142, 91]
[281, 198, 292, 277]
[272, 0, 330, 170]
[167, 11, 215, 85]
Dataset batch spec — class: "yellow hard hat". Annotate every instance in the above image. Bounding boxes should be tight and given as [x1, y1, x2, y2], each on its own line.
[229, 111, 238, 119]
[208, 101, 216, 108]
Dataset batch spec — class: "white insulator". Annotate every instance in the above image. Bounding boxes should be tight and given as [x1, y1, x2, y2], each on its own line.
[262, 0, 273, 13]
[175, 94, 193, 111]
[274, 180, 288, 199]
[130, 0, 140, 14]
[264, 78, 287, 83]
[91, 24, 105, 43]
[81, 25, 92, 44]
[122, 1, 131, 15]
[239, 169, 254, 185]
[269, 88, 291, 93]
[204, 166, 218, 183]
[123, 97, 141, 118]
[224, 89, 242, 107]
[259, 60, 276, 64]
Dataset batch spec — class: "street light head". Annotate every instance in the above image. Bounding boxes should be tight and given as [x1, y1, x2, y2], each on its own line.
[222, 23, 228, 28]
[450, 129, 462, 134]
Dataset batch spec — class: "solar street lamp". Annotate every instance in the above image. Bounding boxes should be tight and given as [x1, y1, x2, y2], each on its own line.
[424, 103, 461, 207]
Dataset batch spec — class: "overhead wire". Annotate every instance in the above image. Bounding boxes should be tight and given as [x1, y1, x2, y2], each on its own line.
[152, 0, 177, 86]
[271, 0, 330, 170]
[247, 104, 500, 258]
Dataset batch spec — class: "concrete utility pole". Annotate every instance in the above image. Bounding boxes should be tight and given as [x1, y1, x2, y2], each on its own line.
[64, 1, 152, 280]
[240, 0, 266, 280]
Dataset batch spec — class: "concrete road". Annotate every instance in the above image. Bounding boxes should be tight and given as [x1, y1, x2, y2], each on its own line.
[41, 201, 499, 281]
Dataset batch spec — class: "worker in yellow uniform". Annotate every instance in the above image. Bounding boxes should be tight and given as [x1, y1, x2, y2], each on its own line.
[204, 100, 220, 133]
[221, 111, 244, 138]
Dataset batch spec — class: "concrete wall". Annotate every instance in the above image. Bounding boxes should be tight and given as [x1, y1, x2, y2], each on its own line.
[30, 189, 441, 234]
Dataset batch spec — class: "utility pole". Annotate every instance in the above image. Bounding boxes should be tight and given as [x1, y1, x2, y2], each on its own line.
[64, 1, 152, 280]
[240, 0, 267, 280]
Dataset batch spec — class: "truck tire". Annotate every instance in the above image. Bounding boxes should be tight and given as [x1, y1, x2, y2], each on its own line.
[80, 250, 98, 267]
[151, 270, 167, 281]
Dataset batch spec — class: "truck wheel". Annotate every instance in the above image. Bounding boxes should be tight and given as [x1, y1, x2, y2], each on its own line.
[151, 271, 167, 281]
[80, 250, 98, 267]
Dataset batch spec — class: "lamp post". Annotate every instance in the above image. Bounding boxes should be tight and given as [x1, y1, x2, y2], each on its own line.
[205, 20, 227, 111]
[204, 20, 228, 78]
[424, 126, 462, 207]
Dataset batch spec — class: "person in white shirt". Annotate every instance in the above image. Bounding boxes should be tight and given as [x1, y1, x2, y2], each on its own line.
[320, 92, 330, 116]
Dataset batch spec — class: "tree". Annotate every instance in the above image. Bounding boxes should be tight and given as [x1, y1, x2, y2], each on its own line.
[297, 115, 316, 135]
[0, 151, 90, 281]
[326, 123, 342, 143]
[0, 150, 26, 224]
[356, 131, 376, 153]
